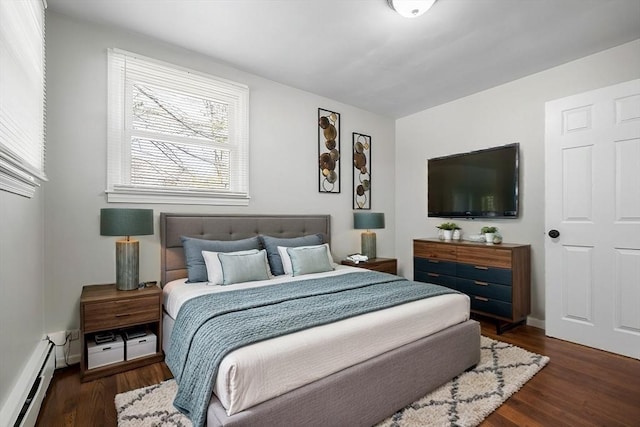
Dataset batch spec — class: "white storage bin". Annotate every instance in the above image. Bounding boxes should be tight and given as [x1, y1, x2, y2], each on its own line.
[87, 335, 124, 369]
[125, 332, 157, 360]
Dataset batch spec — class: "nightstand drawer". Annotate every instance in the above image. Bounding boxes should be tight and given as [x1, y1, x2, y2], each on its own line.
[457, 263, 512, 286]
[456, 278, 511, 302]
[83, 296, 160, 331]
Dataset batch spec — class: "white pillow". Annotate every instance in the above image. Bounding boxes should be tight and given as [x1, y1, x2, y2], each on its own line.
[202, 249, 259, 285]
[278, 243, 335, 275]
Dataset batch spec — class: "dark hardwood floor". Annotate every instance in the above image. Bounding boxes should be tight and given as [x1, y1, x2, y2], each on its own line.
[36, 318, 640, 427]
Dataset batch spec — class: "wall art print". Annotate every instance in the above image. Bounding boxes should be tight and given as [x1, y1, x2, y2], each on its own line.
[318, 108, 340, 193]
[353, 132, 371, 209]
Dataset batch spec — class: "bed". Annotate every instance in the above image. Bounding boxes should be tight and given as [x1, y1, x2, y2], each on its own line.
[160, 213, 481, 427]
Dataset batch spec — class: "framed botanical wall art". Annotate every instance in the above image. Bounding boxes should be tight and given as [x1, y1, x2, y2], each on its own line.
[318, 108, 340, 193]
[352, 132, 371, 209]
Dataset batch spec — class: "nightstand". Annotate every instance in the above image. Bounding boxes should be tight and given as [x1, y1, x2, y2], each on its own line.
[341, 257, 398, 275]
[80, 283, 164, 382]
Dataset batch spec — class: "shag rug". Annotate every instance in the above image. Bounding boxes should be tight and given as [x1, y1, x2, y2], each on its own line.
[115, 336, 549, 427]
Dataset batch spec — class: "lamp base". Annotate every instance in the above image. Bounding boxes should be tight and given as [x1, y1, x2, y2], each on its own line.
[116, 240, 139, 291]
[361, 231, 377, 259]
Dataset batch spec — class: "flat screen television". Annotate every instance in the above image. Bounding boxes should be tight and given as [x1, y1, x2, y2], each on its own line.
[427, 143, 519, 218]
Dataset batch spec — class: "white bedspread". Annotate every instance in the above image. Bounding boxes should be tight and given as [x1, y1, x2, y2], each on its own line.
[163, 266, 470, 415]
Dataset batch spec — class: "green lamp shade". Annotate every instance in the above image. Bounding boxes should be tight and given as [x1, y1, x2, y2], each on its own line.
[353, 212, 385, 230]
[100, 208, 153, 237]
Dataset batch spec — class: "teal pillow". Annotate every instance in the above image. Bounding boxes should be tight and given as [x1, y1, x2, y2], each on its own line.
[181, 236, 261, 283]
[287, 245, 335, 276]
[218, 250, 271, 285]
[259, 234, 323, 275]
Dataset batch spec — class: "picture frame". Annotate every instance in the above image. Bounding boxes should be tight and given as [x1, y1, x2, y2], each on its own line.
[352, 132, 371, 209]
[318, 108, 341, 193]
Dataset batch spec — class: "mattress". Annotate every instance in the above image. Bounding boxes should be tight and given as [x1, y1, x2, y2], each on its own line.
[163, 266, 470, 416]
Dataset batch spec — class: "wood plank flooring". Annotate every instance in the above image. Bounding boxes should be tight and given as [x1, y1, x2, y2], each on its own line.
[35, 318, 640, 427]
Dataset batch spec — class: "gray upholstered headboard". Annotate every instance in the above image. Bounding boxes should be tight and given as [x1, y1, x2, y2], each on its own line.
[160, 213, 331, 286]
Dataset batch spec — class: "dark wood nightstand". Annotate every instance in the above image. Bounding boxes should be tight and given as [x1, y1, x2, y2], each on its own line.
[80, 283, 164, 382]
[341, 257, 398, 275]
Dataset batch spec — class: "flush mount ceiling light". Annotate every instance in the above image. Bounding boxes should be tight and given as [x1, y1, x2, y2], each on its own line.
[387, 0, 437, 18]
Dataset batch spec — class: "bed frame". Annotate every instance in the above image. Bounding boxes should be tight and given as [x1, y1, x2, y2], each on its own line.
[160, 212, 481, 427]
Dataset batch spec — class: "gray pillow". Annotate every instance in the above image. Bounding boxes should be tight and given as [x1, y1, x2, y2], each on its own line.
[218, 250, 271, 285]
[259, 234, 323, 275]
[181, 235, 261, 283]
[287, 245, 335, 276]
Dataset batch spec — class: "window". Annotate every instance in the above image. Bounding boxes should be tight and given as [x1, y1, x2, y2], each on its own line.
[107, 49, 250, 205]
[0, 0, 47, 198]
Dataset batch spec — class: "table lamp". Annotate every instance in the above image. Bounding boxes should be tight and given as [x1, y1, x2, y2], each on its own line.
[100, 208, 153, 290]
[353, 212, 385, 259]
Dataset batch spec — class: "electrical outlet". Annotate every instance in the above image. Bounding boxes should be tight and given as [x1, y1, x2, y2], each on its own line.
[70, 329, 80, 341]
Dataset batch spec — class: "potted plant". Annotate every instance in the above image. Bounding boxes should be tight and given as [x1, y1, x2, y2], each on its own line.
[481, 226, 498, 244]
[437, 222, 458, 241]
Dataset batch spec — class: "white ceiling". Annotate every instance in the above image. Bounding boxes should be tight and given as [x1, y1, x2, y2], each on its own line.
[47, 0, 640, 118]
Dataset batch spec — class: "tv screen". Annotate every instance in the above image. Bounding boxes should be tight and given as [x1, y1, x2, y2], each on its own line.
[427, 143, 519, 218]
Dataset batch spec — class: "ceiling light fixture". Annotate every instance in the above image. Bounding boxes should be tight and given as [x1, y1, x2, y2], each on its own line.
[387, 0, 436, 18]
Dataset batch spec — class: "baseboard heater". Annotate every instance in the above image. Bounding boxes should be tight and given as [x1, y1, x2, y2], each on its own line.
[0, 340, 55, 427]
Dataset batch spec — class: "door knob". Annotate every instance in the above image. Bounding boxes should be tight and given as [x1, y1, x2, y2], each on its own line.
[548, 229, 560, 238]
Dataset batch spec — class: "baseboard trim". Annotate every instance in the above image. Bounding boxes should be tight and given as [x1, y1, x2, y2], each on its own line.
[527, 316, 545, 330]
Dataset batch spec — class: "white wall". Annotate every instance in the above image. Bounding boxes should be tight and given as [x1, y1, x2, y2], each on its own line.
[0, 190, 45, 410]
[44, 11, 396, 334]
[395, 39, 640, 323]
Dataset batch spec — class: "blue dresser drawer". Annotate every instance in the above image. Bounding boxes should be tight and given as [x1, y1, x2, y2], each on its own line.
[457, 263, 512, 286]
[414, 257, 456, 276]
[470, 295, 512, 318]
[414, 271, 457, 289]
[457, 278, 511, 302]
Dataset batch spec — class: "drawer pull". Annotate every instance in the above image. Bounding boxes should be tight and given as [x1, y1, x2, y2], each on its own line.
[428, 260, 440, 264]
[115, 313, 130, 318]
[474, 281, 489, 286]
[427, 273, 439, 277]
[102, 347, 111, 351]
[474, 266, 489, 270]
[474, 296, 489, 302]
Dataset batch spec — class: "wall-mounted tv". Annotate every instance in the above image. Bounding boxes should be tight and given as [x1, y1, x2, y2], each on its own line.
[427, 143, 519, 218]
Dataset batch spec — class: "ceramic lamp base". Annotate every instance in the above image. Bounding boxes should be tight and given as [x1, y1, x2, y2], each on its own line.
[116, 239, 139, 291]
[361, 231, 377, 259]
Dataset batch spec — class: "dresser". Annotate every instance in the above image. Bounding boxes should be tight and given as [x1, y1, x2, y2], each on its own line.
[413, 238, 531, 333]
[80, 284, 164, 382]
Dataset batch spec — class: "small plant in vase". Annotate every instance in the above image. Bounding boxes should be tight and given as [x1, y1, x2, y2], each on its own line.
[437, 222, 458, 241]
[481, 226, 498, 244]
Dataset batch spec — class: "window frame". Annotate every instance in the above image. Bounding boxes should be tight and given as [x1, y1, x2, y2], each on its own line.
[106, 49, 250, 205]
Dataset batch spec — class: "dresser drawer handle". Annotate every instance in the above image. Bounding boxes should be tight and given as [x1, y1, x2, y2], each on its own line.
[102, 347, 112, 351]
[115, 313, 130, 318]
[427, 273, 439, 277]
[474, 296, 489, 302]
[428, 260, 440, 264]
[474, 266, 489, 270]
[474, 281, 489, 286]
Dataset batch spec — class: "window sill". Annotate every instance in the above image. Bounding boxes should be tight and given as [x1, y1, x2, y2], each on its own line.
[0, 156, 45, 198]
[106, 187, 250, 206]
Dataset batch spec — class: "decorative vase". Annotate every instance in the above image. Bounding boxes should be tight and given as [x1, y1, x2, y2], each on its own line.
[453, 229, 461, 240]
[484, 233, 495, 244]
[443, 230, 453, 240]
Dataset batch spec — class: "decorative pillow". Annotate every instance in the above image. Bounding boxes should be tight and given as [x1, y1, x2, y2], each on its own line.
[259, 234, 323, 275]
[287, 245, 335, 277]
[181, 236, 261, 283]
[202, 249, 259, 285]
[278, 243, 334, 275]
[218, 250, 271, 285]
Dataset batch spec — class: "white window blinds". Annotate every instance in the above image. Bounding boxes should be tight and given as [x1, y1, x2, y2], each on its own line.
[0, 0, 47, 198]
[107, 49, 250, 205]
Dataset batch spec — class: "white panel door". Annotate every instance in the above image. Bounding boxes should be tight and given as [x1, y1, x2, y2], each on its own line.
[545, 79, 640, 359]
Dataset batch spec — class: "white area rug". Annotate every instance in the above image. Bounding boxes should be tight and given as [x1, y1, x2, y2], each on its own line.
[115, 336, 549, 427]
